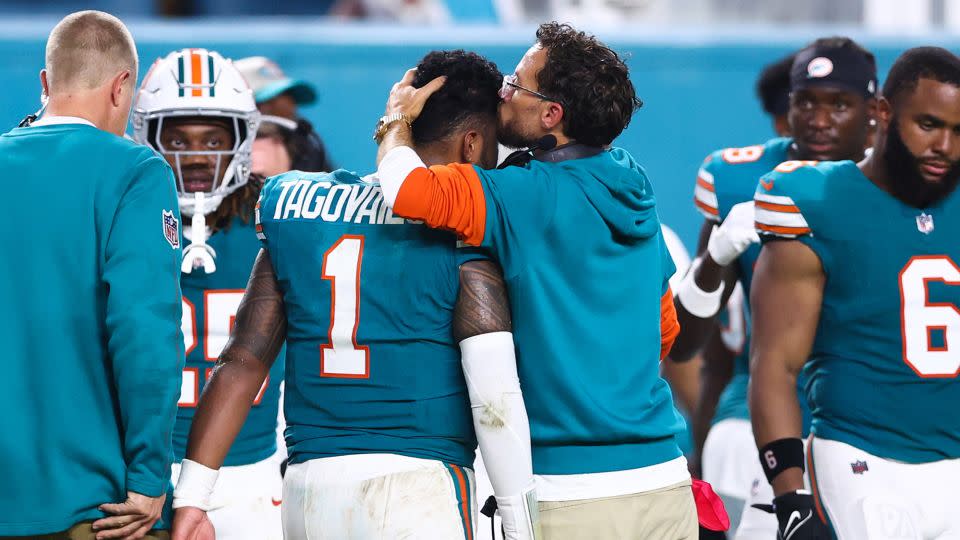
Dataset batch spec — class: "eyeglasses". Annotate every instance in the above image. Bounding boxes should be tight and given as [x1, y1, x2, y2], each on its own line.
[499, 74, 560, 104]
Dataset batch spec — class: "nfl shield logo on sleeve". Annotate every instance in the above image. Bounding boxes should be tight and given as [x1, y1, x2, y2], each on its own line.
[163, 210, 180, 249]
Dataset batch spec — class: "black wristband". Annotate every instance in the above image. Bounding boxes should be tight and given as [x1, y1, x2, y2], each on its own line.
[758, 437, 805, 483]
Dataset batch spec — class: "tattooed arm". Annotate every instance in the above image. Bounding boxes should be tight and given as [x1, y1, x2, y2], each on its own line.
[171, 250, 286, 532]
[184, 249, 287, 467]
[454, 260, 512, 340]
[455, 260, 538, 540]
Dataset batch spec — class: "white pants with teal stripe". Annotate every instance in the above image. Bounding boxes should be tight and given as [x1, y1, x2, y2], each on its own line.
[282, 454, 476, 540]
[809, 437, 960, 540]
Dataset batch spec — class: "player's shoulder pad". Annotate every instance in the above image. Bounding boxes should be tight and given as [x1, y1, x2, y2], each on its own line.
[754, 160, 831, 238]
[697, 138, 792, 222]
[694, 150, 723, 221]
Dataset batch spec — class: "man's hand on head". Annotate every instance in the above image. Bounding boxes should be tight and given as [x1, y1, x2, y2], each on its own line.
[386, 68, 446, 121]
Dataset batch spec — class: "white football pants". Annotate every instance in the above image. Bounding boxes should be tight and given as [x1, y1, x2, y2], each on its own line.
[282, 453, 476, 540]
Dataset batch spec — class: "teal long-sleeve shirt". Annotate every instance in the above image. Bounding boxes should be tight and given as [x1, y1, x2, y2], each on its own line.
[0, 122, 184, 536]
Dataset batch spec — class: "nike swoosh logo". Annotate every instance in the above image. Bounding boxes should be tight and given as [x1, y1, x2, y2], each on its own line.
[271, 498, 282, 506]
[760, 178, 774, 191]
[783, 510, 812, 540]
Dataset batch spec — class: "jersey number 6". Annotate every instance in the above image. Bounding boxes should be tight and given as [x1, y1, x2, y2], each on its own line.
[899, 255, 960, 378]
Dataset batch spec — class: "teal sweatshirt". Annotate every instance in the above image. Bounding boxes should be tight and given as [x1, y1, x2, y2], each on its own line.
[0, 122, 184, 535]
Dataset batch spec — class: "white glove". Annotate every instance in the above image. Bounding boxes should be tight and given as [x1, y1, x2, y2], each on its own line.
[496, 484, 541, 540]
[707, 201, 760, 266]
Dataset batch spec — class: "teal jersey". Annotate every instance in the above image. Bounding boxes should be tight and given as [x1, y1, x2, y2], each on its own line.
[175, 217, 284, 466]
[694, 137, 812, 431]
[695, 137, 792, 299]
[257, 170, 478, 468]
[462, 149, 685, 475]
[756, 160, 960, 462]
[0, 123, 184, 535]
[712, 289, 750, 424]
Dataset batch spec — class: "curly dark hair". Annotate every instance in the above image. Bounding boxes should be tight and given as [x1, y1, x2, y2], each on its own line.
[411, 49, 503, 145]
[206, 174, 263, 233]
[534, 22, 641, 147]
[883, 47, 960, 108]
[756, 53, 794, 117]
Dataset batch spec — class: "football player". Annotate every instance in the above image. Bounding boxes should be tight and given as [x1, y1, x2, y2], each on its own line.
[170, 50, 538, 540]
[376, 23, 697, 538]
[131, 48, 285, 540]
[670, 37, 878, 539]
[690, 50, 795, 540]
[751, 46, 960, 540]
[756, 53, 795, 138]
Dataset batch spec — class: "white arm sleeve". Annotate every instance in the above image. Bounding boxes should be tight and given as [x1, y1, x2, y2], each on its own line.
[460, 331, 539, 540]
[377, 145, 425, 207]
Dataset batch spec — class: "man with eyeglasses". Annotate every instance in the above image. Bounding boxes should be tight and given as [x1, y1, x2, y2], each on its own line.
[374, 22, 699, 539]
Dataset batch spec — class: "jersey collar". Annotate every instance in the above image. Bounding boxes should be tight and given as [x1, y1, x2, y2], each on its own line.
[30, 115, 96, 128]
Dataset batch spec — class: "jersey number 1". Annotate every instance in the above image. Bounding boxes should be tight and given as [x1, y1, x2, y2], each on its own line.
[321, 235, 370, 378]
[899, 255, 960, 378]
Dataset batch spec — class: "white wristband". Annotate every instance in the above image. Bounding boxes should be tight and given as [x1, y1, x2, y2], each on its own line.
[172, 459, 219, 511]
[676, 263, 725, 319]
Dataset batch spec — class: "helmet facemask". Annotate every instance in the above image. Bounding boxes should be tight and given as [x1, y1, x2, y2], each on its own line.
[148, 111, 254, 218]
[131, 48, 261, 274]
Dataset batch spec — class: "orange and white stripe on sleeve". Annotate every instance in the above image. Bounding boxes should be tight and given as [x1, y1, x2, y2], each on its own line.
[754, 192, 811, 238]
[378, 146, 488, 246]
[660, 287, 680, 360]
[694, 167, 720, 221]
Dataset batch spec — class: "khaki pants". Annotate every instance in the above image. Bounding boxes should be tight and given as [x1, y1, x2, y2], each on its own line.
[1, 522, 170, 540]
[539, 479, 698, 540]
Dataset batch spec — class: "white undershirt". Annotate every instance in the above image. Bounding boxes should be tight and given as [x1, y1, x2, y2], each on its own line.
[29, 115, 95, 128]
[535, 456, 691, 501]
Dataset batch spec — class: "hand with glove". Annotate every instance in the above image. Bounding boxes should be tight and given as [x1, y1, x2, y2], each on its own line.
[754, 490, 831, 540]
[707, 201, 760, 266]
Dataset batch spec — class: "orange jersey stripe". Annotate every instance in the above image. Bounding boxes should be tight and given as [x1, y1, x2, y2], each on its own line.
[696, 177, 715, 192]
[451, 465, 473, 540]
[660, 287, 680, 360]
[755, 200, 800, 213]
[806, 438, 829, 526]
[190, 50, 202, 97]
[392, 164, 487, 246]
[756, 222, 811, 235]
[694, 198, 719, 216]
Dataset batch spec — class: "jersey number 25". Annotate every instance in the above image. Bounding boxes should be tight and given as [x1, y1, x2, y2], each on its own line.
[179, 291, 270, 407]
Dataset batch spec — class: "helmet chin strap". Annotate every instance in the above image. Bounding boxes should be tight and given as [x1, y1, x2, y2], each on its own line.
[181, 192, 218, 274]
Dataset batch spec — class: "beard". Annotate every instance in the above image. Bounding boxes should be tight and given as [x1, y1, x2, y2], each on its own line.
[497, 115, 539, 150]
[882, 119, 960, 208]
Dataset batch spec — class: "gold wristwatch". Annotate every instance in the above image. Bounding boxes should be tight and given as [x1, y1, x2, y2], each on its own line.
[373, 113, 412, 144]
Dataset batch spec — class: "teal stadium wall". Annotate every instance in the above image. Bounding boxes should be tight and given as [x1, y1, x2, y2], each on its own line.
[1, 19, 956, 251]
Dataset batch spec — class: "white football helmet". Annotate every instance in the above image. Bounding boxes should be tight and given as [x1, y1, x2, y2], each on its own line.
[132, 48, 260, 217]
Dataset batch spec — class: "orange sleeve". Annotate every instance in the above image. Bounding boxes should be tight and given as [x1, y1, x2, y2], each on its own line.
[392, 164, 488, 246]
[660, 287, 680, 360]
